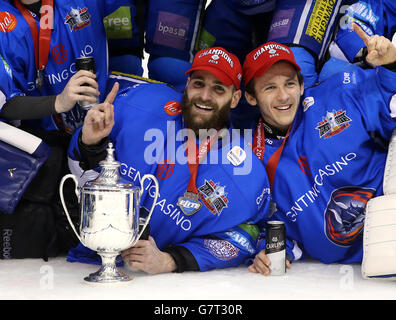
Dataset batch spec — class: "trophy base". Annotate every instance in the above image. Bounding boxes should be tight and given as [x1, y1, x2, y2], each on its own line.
[84, 252, 132, 284]
[84, 269, 132, 284]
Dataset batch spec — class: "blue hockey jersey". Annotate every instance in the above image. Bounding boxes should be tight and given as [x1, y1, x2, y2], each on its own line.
[68, 82, 271, 271]
[256, 66, 396, 264]
[0, 0, 121, 133]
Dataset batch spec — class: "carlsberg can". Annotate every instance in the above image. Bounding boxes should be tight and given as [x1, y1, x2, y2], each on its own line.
[265, 220, 286, 276]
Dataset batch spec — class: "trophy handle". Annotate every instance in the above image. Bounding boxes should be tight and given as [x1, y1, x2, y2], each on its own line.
[59, 174, 82, 242]
[137, 174, 159, 239]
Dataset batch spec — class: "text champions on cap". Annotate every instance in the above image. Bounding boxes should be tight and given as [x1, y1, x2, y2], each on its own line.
[199, 48, 234, 68]
[253, 43, 291, 61]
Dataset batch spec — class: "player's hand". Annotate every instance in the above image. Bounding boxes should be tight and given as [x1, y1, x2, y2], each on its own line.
[353, 23, 396, 66]
[55, 70, 100, 113]
[121, 236, 177, 274]
[248, 250, 291, 276]
[81, 82, 118, 146]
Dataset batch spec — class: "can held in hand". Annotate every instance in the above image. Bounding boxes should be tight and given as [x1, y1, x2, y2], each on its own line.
[265, 220, 286, 276]
[76, 56, 98, 110]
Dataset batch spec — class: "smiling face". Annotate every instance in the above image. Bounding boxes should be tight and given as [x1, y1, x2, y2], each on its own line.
[245, 61, 304, 131]
[182, 70, 241, 135]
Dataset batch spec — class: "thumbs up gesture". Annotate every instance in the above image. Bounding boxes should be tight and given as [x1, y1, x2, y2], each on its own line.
[353, 23, 396, 66]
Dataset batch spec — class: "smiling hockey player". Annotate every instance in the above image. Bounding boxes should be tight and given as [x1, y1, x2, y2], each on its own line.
[244, 24, 396, 275]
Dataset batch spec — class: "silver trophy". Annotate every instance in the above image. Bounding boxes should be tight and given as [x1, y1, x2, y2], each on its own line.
[59, 143, 159, 283]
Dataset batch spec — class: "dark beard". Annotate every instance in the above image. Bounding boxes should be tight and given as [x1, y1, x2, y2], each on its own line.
[181, 91, 231, 136]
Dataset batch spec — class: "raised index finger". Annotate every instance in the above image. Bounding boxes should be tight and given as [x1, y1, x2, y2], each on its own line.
[104, 82, 119, 104]
[352, 22, 370, 46]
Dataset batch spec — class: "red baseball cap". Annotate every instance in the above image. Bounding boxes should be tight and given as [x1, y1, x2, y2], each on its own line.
[243, 42, 301, 85]
[185, 47, 242, 89]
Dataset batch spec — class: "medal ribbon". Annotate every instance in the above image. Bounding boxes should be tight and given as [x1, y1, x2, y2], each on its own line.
[14, 0, 53, 74]
[185, 130, 220, 194]
[252, 118, 291, 190]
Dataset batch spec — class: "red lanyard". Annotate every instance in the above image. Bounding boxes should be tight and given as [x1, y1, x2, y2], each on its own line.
[253, 118, 291, 190]
[14, 0, 53, 74]
[185, 130, 219, 194]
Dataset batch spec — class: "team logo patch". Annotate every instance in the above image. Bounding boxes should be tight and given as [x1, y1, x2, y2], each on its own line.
[198, 180, 228, 215]
[64, 7, 91, 32]
[164, 101, 181, 115]
[52, 44, 67, 64]
[204, 238, 239, 261]
[0, 12, 17, 33]
[156, 160, 175, 180]
[324, 186, 375, 246]
[316, 109, 351, 139]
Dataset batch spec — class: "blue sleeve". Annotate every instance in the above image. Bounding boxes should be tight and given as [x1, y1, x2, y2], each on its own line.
[178, 224, 260, 272]
[317, 66, 396, 140]
[333, 1, 383, 62]
[67, 126, 83, 159]
[0, 55, 24, 112]
[290, 46, 318, 88]
[67, 242, 124, 266]
[0, 27, 34, 95]
[334, 26, 366, 63]
[357, 67, 396, 137]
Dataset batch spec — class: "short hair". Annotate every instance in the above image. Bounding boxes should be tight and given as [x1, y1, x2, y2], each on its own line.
[245, 68, 304, 98]
[189, 70, 238, 92]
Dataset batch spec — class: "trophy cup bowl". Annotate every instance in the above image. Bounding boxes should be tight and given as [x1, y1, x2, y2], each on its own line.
[59, 143, 159, 283]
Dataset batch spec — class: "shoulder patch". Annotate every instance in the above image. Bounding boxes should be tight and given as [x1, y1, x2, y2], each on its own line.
[0, 12, 17, 33]
[164, 100, 182, 115]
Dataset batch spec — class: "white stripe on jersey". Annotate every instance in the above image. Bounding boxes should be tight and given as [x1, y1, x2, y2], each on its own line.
[293, 0, 313, 45]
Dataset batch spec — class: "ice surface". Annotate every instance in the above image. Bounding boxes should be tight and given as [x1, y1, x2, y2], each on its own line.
[0, 257, 395, 300]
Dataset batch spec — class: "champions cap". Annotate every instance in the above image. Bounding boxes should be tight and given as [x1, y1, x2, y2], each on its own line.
[185, 47, 242, 89]
[243, 42, 301, 85]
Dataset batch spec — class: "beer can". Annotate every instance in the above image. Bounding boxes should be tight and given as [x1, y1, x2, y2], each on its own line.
[265, 220, 286, 276]
[75, 56, 98, 110]
[76, 56, 96, 73]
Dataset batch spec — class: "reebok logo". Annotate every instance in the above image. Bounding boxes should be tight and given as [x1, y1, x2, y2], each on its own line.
[2, 229, 12, 259]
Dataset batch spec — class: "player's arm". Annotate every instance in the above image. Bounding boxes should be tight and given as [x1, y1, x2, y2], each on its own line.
[68, 83, 118, 171]
[171, 225, 260, 272]
[121, 224, 259, 273]
[1, 71, 99, 120]
[121, 236, 199, 274]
